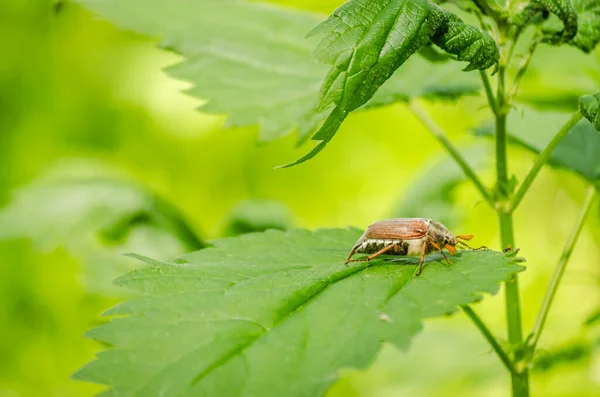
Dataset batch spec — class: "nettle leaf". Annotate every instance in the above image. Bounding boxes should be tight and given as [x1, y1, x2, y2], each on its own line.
[74, 0, 326, 143]
[511, 0, 600, 52]
[74, 228, 523, 397]
[0, 163, 203, 293]
[475, 106, 600, 184]
[280, 0, 446, 166]
[513, 0, 578, 44]
[536, 0, 578, 44]
[431, 12, 500, 71]
[571, 0, 600, 52]
[75, 0, 480, 146]
[283, 0, 499, 167]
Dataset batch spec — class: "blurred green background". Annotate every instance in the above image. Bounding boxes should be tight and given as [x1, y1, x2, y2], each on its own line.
[0, 1, 599, 396]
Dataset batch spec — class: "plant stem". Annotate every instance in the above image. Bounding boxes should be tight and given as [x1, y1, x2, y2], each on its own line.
[408, 101, 495, 208]
[510, 111, 583, 212]
[462, 305, 516, 374]
[495, 61, 530, 396]
[480, 70, 499, 116]
[529, 186, 598, 351]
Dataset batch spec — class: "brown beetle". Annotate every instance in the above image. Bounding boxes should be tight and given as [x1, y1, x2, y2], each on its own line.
[345, 218, 477, 276]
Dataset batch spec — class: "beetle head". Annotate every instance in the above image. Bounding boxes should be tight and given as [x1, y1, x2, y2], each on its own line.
[428, 220, 457, 247]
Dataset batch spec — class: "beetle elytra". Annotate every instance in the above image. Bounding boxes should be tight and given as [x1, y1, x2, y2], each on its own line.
[345, 218, 478, 276]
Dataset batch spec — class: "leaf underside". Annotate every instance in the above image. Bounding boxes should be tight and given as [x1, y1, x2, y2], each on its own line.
[74, 0, 480, 146]
[74, 228, 523, 397]
[281, 0, 499, 167]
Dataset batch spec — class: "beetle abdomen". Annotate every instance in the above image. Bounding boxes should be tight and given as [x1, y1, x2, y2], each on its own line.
[355, 238, 429, 256]
[356, 239, 408, 255]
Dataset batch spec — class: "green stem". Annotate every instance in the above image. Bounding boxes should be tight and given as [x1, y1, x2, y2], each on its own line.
[510, 111, 583, 212]
[462, 305, 516, 374]
[496, 67, 509, 198]
[529, 186, 598, 351]
[480, 70, 499, 116]
[408, 101, 494, 208]
[495, 61, 530, 397]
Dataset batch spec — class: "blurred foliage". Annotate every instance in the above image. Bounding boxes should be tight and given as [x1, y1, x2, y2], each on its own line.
[0, 160, 204, 294]
[0, 0, 599, 396]
[221, 199, 293, 236]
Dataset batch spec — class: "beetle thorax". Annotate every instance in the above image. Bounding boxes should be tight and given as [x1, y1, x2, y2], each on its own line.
[427, 220, 457, 246]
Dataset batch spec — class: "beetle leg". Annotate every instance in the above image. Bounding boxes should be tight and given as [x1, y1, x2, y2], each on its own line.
[345, 233, 368, 264]
[416, 240, 428, 276]
[344, 246, 360, 264]
[367, 244, 396, 260]
[431, 241, 451, 265]
[346, 244, 396, 264]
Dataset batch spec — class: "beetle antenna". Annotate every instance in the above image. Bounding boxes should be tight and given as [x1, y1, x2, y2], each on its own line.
[457, 240, 473, 249]
[458, 240, 488, 251]
[457, 234, 474, 241]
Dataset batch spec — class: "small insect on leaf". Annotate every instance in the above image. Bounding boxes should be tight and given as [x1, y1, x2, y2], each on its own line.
[345, 218, 480, 276]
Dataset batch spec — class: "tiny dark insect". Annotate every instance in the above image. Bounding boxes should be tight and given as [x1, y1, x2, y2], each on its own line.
[345, 218, 482, 276]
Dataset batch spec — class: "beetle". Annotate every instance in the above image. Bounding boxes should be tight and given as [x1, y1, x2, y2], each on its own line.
[345, 218, 477, 276]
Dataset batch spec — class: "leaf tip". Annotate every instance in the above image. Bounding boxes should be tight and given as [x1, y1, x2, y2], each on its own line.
[275, 141, 327, 168]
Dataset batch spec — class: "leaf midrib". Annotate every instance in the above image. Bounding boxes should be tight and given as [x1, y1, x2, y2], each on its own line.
[121, 258, 378, 396]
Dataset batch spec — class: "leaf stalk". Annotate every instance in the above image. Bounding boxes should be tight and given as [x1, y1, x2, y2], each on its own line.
[408, 101, 494, 208]
[510, 111, 583, 212]
[480, 70, 499, 116]
[462, 305, 517, 374]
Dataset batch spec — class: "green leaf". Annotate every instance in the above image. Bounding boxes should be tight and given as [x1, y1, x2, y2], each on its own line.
[391, 144, 491, 228]
[579, 92, 600, 130]
[571, 0, 600, 52]
[533, 0, 578, 44]
[280, 0, 445, 167]
[0, 162, 204, 293]
[474, 106, 600, 184]
[282, 0, 499, 167]
[74, 0, 480, 147]
[510, 0, 600, 52]
[74, 0, 327, 143]
[74, 228, 523, 396]
[430, 11, 500, 72]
